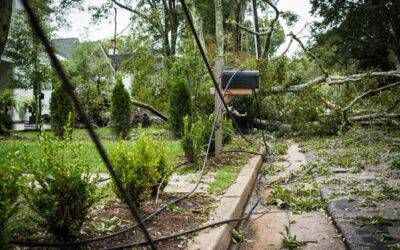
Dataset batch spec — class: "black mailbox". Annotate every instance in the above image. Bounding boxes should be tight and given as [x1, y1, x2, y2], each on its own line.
[221, 70, 259, 89]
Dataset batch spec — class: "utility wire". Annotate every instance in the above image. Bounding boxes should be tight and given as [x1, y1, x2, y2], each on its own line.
[178, 0, 252, 144]
[19, 1, 157, 249]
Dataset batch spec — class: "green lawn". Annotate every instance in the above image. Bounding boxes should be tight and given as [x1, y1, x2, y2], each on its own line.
[1, 126, 183, 173]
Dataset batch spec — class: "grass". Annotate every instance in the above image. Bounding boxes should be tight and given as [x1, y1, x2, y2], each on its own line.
[208, 165, 240, 195]
[0, 127, 183, 173]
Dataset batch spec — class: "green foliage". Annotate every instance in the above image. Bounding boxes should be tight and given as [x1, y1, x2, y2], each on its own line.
[181, 115, 203, 163]
[65, 41, 114, 126]
[280, 225, 312, 249]
[266, 184, 325, 212]
[311, 0, 400, 69]
[0, 89, 15, 134]
[22, 132, 97, 242]
[168, 78, 192, 137]
[199, 114, 234, 151]
[0, 155, 22, 249]
[50, 83, 75, 139]
[110, 77, 132, 139]
[111, 134, 171, 204]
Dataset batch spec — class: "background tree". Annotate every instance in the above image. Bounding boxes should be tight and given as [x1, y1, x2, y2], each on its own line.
[50, 83, 75, 139]
[111, 76, 132, 139]
[311, 0, 400, 70]
[168, 78, 192, 137]
[6, 4, 52, 128]
[0, 0, 12, 56]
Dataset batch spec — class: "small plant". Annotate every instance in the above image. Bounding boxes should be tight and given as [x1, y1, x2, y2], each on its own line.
[111, 134, 171, 205]
[280, 225, 314, 249]
[0, 155, 22, 248]
[168, 78, 192, 137]
[232, 228, 246, 244]
[110, 76, 132, 139]
[23, 132, 97, 241]
[0, 89, 15, 134]
[390, 157, 400, 169]
[50, 83, 75, 139]
[275, 142, 289, 155]
[357, 211, 394, 226]
[377, 233, 393, 242]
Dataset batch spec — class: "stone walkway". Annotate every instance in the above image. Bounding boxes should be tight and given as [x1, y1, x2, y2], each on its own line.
[239, 144, 345, 250]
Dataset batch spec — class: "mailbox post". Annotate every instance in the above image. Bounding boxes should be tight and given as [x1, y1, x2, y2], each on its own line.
[213, 68, 259, 161]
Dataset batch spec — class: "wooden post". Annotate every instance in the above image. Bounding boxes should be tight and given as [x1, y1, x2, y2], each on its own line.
[214, 59, 223, 161]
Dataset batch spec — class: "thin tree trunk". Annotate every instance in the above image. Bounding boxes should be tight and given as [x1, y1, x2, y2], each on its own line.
[0, 0, 12, 56]
[215, 0, 224, 60]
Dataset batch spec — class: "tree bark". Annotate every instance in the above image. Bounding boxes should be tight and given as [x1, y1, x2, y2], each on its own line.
[215, 0, 224, 60]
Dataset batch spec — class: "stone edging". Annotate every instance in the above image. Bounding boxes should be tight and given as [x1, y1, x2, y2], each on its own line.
[187, 150, 264, 250]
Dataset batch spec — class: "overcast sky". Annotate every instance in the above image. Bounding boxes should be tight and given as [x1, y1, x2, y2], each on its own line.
[54, 0, 317, 54]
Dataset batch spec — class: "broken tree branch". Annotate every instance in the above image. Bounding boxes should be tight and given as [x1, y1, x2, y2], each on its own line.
[343, 81, 400, 112]
[234, 22, 269, 36]
[271, 70, 400, 93]
[289, 32, 329, 77]
[262, 0, 280, 59]
[131, 99, 169, 122]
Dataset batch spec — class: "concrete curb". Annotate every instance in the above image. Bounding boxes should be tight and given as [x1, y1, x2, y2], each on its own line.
[187, 150, 264, 250]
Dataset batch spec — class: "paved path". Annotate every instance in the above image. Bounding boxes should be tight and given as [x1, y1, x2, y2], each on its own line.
[239, 144, 345, 250]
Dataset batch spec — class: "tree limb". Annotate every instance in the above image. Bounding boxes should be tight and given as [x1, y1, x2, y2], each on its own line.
[234, 22, 269, 36]
[271, 70, 400, 93]
[289, 32, 329, 77]
[131, 99, 169, 122]
[262, 0, 280, 59]
[343, 81, 400, 112]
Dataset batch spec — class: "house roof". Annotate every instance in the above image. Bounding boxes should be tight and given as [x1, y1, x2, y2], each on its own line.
[51, 38, 80, 60]
[107, 53, 132, 70]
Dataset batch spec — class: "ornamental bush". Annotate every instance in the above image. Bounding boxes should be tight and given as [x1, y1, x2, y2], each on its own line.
[168, 78, 192, 137]
[0, 156, 22, 249]
[111, 76, 132, 139]
[23, 132, 97, 242]
[111, 134, 171, 205]
[181, 115, 203, 163]
[50, 83, 75, 139]
[0, 89, 15, 134]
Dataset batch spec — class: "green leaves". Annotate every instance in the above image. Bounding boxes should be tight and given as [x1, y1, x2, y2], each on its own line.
[22, 132, 97, 242]
[111, 77, 132, 139]
[266, 184, 325, 212]
[50, 83, 75, 139]
[111, 134, 171, 204]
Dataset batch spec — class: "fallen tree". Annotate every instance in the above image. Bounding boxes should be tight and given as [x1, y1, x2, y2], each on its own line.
[131, 99, 169, 122]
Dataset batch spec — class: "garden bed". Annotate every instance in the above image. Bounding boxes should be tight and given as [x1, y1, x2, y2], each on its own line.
[14, 193, 215, 249]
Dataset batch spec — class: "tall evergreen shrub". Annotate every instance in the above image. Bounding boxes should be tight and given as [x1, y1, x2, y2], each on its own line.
[50, 83, 75, 139]
[111, 76, 132, 139]
[0, 89, 14, 134]
[169, 78, 192, 137]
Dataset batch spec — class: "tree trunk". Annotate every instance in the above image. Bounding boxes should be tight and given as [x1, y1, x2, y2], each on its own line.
[0, 0, 12, 57]
[215, 0, 224, 60]
[190, 0, 206, 52]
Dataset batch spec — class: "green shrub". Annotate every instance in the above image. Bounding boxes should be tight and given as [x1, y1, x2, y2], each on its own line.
[168, 78, 192, 137]
[111, 134, 171, 205]
[111, 76, 132, 139]
[0, 156, 22, 249]
[50, 83, 75, 139]
[23, 132, 97, 242]
[0, 89, 15, 134]
[199, 114, 234, 151]
[181, 115, 203, 163]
